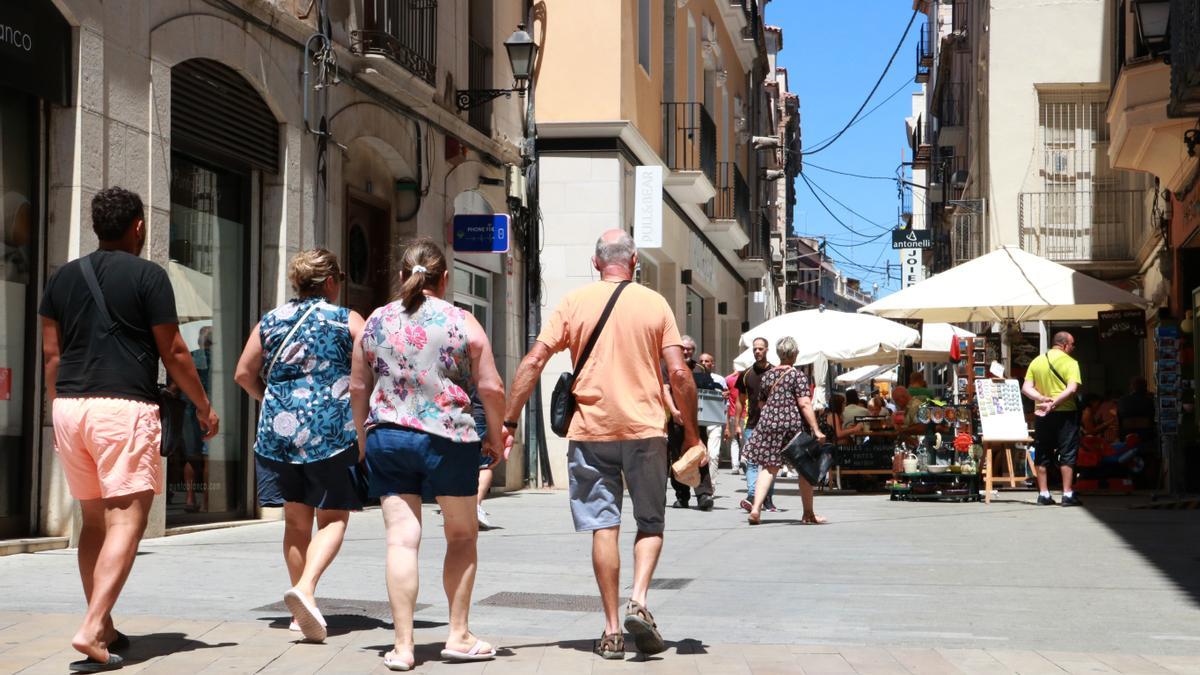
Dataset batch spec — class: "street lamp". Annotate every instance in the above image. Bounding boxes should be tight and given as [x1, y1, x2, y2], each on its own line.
[1132, 0, 1170, 57]
[456, 23, 539, 111]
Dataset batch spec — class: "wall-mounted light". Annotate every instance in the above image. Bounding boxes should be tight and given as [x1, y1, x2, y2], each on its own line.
[1132, 0, 1170, 57]
[456, 23, 539, 111]
[718, 301, 728, 315]
[1185, 128, 1198, 158]
[681, 269, 693, 285]
[395, 178, 419, 222]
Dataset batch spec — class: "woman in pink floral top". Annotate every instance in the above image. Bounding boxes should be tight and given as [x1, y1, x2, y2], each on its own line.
[349, 238, 507, 670]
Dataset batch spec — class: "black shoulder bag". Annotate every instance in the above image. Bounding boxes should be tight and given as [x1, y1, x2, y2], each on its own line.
[549, 281, 630, 437]
[80, 256, 186, 457]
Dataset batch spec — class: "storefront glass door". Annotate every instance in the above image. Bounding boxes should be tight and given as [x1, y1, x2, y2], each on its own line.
[0, 88, 36, 537]
[167, 153, 249, 522]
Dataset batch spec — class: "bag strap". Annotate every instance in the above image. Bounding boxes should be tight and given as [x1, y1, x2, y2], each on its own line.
[266, 301, 323, 379]
[571, 281, 630, 378]
[79, 255, 115, 330]
[1044, 352, 1071, 388]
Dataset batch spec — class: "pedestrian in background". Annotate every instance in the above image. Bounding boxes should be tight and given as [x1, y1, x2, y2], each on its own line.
[737, 338, 778, 512]
[741, 337, 827, 526]
[234, 248, 365, 643]
[350, 239, 507, 670]
[698, 352, 728, 483]
[503, 229, 700, 660]
[1023, 331, 1083, 506]
[40, 187, 219, 671]
[725, 369, 744, 474]
[664, 336, 716, 511]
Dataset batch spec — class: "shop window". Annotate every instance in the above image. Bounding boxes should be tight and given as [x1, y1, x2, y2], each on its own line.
[0, 88, 36, 537]
[686, 287, 705, 348]
[167, 153, 251, 522]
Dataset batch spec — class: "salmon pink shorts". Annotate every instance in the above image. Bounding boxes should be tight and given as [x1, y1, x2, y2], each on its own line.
[53, 397, 163, 500]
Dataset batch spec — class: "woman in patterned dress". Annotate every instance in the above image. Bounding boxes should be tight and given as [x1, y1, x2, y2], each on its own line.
[349, 238, 508, 670]
[740, 336, 827, 525]
[234, 248, 365, 643]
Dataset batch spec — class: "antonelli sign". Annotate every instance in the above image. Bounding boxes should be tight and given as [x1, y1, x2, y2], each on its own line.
[1098, 309, 1146, 341]
[891, 228, 933, 250]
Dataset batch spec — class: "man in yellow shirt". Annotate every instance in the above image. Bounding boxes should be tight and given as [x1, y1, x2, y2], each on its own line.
[1022, 331, 1083, 506]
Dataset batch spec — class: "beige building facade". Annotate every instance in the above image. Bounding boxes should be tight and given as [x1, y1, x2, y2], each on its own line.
[530, 0, 796, 485]
[0, 0, 535, 547]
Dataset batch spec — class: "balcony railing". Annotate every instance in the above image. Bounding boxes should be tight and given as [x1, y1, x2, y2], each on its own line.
[741, 0, 759, 40]
[353, 0, 438, 86]
[952, 210, 986, 266]
[1018, 189, 1151, 263]
[467, 39, 491, 134]
[915, 21, 933, 82]
[706, 162, 750, 225]
[911, 117, 934, 167]
[933, 155, 967, 187]
[742, 212, 772, 261]
[937, 82, 967, 127]
[662, 102, 717, 186]
[1168, 0, 1200, 117]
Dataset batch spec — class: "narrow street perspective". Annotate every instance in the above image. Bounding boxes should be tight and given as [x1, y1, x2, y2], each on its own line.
[1, 0, 1199, 673]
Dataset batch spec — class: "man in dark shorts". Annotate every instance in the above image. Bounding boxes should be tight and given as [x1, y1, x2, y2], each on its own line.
[737, 337, 776, 512]
[1022, 331, 1083, 506]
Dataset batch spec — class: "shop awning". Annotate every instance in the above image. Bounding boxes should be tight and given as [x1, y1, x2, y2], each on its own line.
[859, 246, 1151, 323]
[835, 364, 898, 386]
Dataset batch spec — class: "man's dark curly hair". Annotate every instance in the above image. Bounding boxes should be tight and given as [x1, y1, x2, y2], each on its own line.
[91, 187, 145, 241]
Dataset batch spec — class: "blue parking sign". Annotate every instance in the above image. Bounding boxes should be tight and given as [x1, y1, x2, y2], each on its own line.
[452, 214, 510, 253]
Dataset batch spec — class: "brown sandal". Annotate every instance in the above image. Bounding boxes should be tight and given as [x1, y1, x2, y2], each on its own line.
[596, 632, 624, 660]
[623, 600, 666, 655]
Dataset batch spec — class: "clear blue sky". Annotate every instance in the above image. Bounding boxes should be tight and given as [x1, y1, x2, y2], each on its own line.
[769, 1, 921, 296]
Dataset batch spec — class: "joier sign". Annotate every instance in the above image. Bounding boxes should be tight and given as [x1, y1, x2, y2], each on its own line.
[900, 247, 925, 288]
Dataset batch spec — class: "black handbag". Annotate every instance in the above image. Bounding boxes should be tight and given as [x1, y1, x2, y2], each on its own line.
[80, 256, 184, 457]
[549, 281, 630, 437]
[781, 432, 836, 487]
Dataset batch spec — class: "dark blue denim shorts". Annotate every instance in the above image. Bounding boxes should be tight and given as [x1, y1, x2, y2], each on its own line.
[255, 447, 364, 511]
[366, 425, 481, 499]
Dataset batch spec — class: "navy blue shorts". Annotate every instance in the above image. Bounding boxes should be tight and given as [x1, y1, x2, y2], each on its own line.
[256, 448, 365, 511]
[366, 426, 481, 498]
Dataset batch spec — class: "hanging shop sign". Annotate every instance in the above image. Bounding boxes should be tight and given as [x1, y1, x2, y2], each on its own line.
[633, 165, 663, 249]
[0, 0, 71, 104]
[900, 247, 925, 288]
[1097, 309, 1147, 341]
[452, 214, 510, 253]
[891, 228, 933, 250]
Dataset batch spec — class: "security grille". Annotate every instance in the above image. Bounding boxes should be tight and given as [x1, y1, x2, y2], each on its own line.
[171, 58, 279, 173]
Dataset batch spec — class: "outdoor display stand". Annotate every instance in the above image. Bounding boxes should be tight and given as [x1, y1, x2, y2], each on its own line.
[974, 377, 1032, 503]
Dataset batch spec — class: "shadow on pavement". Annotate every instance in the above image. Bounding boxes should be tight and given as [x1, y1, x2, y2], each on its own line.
[256, 614, 447, 634]
[1080, 495, 1200, 607]
[117, 633, 236, 663]
[500, 636, 708, 659]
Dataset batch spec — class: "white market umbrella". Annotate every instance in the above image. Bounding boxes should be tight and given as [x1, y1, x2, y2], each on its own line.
[735, 308, 920, 407]
[859, 246, 1150, 323]
[835, 364, 898, 386]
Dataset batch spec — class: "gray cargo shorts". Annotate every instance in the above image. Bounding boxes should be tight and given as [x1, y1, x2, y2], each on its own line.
[567, 437, 669, 534]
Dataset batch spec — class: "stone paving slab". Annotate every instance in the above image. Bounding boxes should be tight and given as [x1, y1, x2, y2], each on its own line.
[3, 611, 1200, 674]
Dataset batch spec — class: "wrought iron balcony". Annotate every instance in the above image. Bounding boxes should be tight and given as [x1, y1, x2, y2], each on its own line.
[915, 21, 933, 82]
[741, 0, 759, 40]
[952, 0, 968, 34]
[1018, 189, 1151, 264]
[1168, 0, 1200, 118]
[352, 0, 438, 86]
[706, 162, 750, 225]
[951, 210, 985, 267]
[910, 117, 934, 168]
[662, 102, 717, 186]
[936, 82, 967, 127]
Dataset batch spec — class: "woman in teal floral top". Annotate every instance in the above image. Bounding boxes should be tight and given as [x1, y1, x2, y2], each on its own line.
[234, 248, 365, 643]
[350, 238, 508, 670]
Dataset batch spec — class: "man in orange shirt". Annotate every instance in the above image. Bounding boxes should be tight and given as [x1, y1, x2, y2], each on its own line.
[503, 229, 700, 661]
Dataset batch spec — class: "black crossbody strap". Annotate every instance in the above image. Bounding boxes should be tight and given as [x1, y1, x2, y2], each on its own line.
[572, 281, 630, 377]
[79, 255, 116, 330]
[1044, 353, 1070, 388]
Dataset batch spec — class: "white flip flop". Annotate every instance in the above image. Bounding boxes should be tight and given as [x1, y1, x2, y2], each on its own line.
[283, 588, 327, 642]
[382, 650, 414, 671]
[440, 639, 496, 662]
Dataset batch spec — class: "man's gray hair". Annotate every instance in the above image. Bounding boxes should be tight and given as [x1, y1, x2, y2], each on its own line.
[776, 336, 799, 363]
[681, 335, 696, 348]
[594, 231, 637, 266]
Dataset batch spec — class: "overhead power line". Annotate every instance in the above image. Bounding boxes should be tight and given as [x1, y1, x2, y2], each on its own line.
[803, 173, 893, 232]
[799, 173, 894, 244]
[806, 78, 915, 149]
[801, 9, 920, 157]
[804, 162, 898, 182]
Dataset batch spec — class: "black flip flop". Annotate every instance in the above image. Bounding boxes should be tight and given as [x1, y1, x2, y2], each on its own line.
[69, 653, 124, 672]
[109, 632, 130, 653]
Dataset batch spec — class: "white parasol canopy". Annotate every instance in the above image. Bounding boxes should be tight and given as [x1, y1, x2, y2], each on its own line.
[835, 364, 898, 386]
[859, 246, 1150, 322]
[732, 309, 921, 407]
[167, 260, 213, 323]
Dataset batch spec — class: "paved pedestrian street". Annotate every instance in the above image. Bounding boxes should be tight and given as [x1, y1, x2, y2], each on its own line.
[2, 479, 1199, 673]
